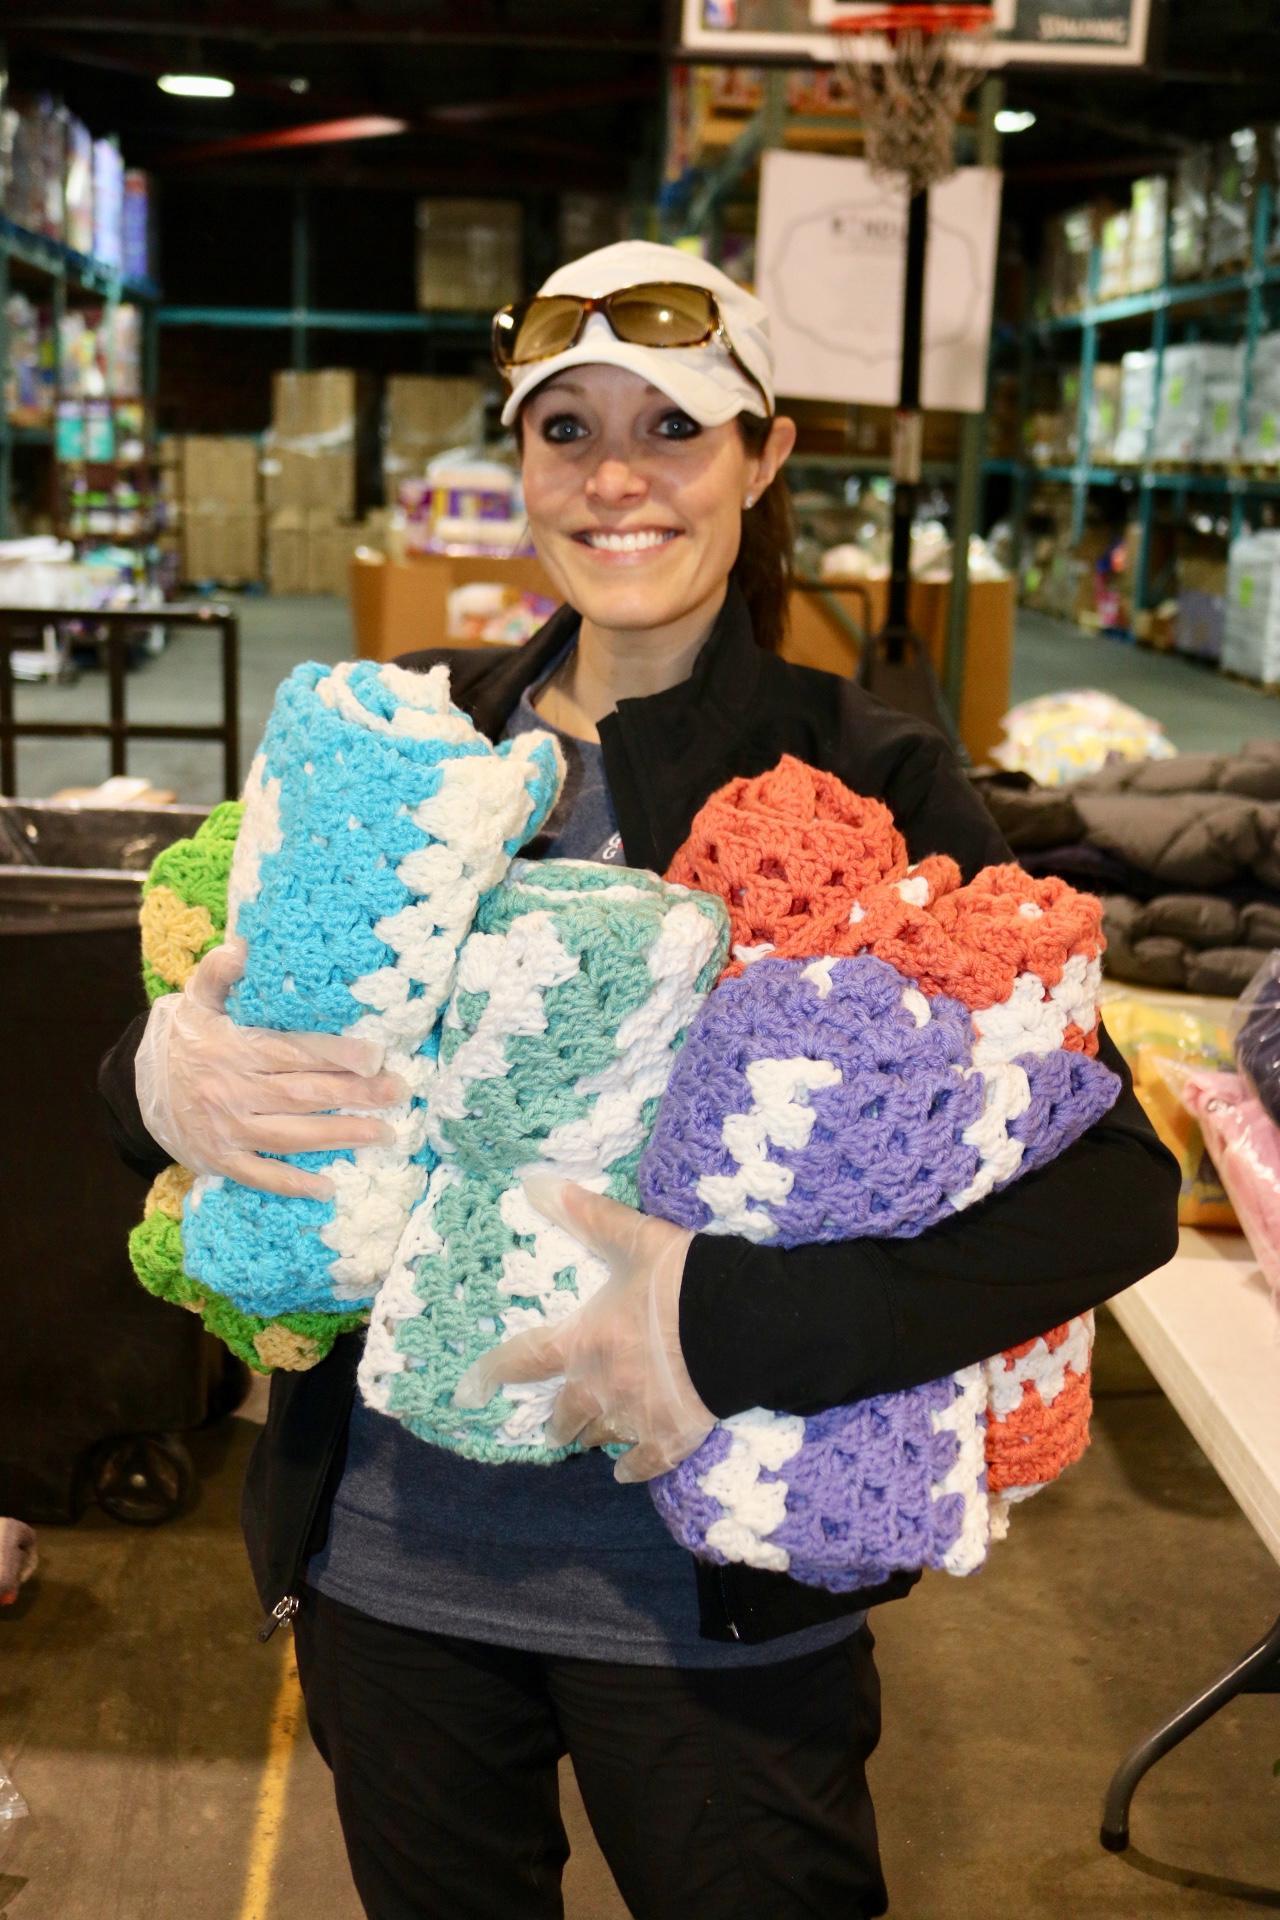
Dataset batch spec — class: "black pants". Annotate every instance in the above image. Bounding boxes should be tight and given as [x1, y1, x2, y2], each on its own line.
[293, 1588, 888, 1920]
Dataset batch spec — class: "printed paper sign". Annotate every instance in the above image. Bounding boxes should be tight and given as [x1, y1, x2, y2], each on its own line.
[757, 150, 1002, 413]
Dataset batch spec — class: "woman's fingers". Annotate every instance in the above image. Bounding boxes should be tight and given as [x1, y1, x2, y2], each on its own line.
[546, 1379, 605, 1448]
[453, 1320, 566, 1408]
[186, 937, 246, 1012]
[235, 1111, 395, 1155]
[218, 1149, 335, 1201]
[248, 1068, 408, 1115]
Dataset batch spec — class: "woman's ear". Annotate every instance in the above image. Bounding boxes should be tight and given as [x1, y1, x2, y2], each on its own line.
[749, 414, 797, 499]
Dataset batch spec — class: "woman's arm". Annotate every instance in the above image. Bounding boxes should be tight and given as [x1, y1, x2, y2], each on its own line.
[99, 1012, 170, 1179]
[678, 1022, 1180, 1417]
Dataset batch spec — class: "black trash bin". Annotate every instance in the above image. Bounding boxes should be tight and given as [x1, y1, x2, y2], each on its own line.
[0, 801, 248, 1526]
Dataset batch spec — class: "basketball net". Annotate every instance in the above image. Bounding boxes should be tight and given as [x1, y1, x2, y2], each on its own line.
[831, 5, 993, 193]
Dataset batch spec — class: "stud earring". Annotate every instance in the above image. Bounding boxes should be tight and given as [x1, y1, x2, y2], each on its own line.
[744, 492, 756, 509]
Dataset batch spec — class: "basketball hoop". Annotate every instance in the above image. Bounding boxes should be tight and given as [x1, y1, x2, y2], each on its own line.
[829, 4, 993, 192]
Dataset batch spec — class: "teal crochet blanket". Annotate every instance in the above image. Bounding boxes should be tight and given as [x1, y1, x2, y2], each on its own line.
[359, 860, 729, 1460]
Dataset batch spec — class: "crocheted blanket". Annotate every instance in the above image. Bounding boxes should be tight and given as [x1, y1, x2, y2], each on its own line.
[359, 861, 730, 1458]
[639, 756, 1117, 1589]
[129, 802, 372, 1373]
[167, 660, 564, 1325]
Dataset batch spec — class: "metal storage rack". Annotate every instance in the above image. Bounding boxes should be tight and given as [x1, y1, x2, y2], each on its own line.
[984, 180, 1280, 624]
[0, 212, 162, 539]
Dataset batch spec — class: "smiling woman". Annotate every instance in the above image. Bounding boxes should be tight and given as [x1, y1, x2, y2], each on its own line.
[102, 233, 1180, 1920]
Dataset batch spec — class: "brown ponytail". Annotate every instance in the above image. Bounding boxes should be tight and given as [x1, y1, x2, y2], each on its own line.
[733, 413, 795, 653]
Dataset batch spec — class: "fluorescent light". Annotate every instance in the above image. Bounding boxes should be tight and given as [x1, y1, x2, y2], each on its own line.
[158, 73, 235, 99]
[994, 109, 1037, 134]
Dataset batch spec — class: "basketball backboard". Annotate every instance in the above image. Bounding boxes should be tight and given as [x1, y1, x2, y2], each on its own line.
[681, 0, 1153, 68]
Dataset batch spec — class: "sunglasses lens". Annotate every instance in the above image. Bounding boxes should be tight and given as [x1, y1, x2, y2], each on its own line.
[607, 283, 717, 348]
[501, 296, 585, 366]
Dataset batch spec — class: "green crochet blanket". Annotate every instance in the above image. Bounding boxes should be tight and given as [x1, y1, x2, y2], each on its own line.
[128, 801, 368, 1372]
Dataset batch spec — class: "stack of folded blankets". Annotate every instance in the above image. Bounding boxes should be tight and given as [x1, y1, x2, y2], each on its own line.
[977, 740, 1280, 996]
[129, 659, 564, 1372]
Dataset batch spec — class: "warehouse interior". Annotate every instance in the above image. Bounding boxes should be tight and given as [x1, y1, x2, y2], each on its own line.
[2, 3, 1280, 1917]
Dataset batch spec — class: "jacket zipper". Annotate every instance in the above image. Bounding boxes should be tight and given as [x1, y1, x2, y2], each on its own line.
[256, 1379, 356, 1644]
[258, 1594, 300, 1643]
[718, 1569, 741, 1641]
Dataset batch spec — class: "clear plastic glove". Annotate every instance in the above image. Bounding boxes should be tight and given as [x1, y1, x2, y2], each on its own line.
[133, 937, 408, 1201]
[452, 1176, 715, 1483]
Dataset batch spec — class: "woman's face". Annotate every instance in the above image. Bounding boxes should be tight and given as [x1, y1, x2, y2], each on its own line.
[520, 363, 792, 636]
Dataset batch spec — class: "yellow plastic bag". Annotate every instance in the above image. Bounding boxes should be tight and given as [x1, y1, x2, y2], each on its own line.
[1103, 994, 1238, 1228]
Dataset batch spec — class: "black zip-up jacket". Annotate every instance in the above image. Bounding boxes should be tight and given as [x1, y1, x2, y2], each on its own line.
[99, 587, 1181, 1645]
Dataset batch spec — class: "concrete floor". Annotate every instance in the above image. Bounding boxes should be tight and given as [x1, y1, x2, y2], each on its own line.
[3, 596, 1279, 1917]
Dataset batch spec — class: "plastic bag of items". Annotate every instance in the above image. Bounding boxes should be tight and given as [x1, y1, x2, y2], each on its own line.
[991, 689, 1177, 788]
[1232, 950, 1280, 1128]
[1179, 1069, 1280, 1307]
[1101, 992, 1238, 1229]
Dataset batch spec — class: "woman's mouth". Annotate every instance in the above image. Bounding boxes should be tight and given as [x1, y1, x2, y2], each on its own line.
[572, 528, 682, 555]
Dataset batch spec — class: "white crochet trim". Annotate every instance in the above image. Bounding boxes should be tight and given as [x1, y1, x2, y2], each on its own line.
[320, 740, 563, 1301]
[984, 1310, 1094, 1420]
[490, 1179, 615, 1446]
[970, 954, 1102, 1068]
[224, 752, 282, 938]
[535, 900, 723, 1180]
[357, 1161, 455, 1411]
[945, 1060, 1032, 1213]
[698, 1408, 807, 1573]
[426, 918, 582, 1154]
[934, 1364, 990, 1575]
[695, 1056, 844, 1242]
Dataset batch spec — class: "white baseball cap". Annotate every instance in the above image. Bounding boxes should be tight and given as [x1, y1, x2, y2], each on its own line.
[497, 240, 774, 429]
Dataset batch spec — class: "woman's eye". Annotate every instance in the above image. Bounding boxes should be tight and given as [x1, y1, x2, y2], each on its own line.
[541, 413, 587, 444]
[656, 410, 700, 440]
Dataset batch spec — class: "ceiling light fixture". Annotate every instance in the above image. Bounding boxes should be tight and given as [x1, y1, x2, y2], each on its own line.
[994, 108, 1037, 134]
[158, 73, 235, 99]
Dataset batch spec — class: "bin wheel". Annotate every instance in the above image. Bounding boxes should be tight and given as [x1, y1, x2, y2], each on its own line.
[91, 1433, 194, 1526]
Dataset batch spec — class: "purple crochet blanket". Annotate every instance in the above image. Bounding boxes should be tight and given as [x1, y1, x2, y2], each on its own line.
[637, 954, 1120, 1591]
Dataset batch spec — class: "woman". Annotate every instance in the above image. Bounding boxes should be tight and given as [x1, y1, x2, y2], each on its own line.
[102, 240, 1180, 1920]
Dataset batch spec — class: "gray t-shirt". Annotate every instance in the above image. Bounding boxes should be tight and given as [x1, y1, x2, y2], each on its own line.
[308, 659, 864, 1665]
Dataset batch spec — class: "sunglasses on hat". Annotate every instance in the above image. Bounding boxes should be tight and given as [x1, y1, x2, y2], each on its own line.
[491, 281, 773, 417]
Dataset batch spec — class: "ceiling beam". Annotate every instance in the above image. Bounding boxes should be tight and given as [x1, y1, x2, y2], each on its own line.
[6, 13, 671, 54]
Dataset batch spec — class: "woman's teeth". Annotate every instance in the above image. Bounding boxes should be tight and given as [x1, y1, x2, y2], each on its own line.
[579, 530, 678, 552]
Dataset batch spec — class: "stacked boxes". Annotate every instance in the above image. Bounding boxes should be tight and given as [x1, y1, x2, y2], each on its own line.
[1127, 177, 1169, 294]
[1223, 529, 1280, 685]
[1170, 149, 1212, 281]
[415, 199, 523, 311]
[1085, 365, 1122, 465]
[91, 137, 124, 272]
[1112, 352, 1157, 464]
[264, 369, 380, 590]
[166, 437, 263, 585]
[382, 376, 488, 499]
[1152, 345, 1243, 463]
[1036, 204, 1096, 318]
[1240, 332, 1280, 465]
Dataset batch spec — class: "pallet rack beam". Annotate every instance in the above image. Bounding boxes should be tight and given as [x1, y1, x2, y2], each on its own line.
[155, 305, 490, 335]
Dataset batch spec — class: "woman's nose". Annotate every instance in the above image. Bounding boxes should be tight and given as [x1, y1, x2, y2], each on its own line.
[586, 457, 647, 503]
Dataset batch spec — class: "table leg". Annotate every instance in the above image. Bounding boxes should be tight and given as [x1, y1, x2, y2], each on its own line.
[1100, 1610, 1280, 1852]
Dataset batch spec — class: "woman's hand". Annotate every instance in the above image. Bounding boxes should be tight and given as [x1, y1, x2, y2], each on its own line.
[133, 937, 408, 1200]
[452, 1177, 715, 1484]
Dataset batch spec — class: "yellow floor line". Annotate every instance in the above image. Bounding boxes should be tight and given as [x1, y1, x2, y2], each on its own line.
[236, 1644, 306, 1920]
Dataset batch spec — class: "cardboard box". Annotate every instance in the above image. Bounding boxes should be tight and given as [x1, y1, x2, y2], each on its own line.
[176, 435, 260, 512]
[182, 509, 262, 585]
[415, 199, 523, 311]
[783, 576, 1014, 764]
[383, 375, 489, 492]
[351, 550, 556, 655]
[267, 509, 309, 594]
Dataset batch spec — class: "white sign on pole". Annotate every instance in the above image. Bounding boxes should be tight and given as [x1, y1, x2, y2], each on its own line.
[756, 150, 1003, 413]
